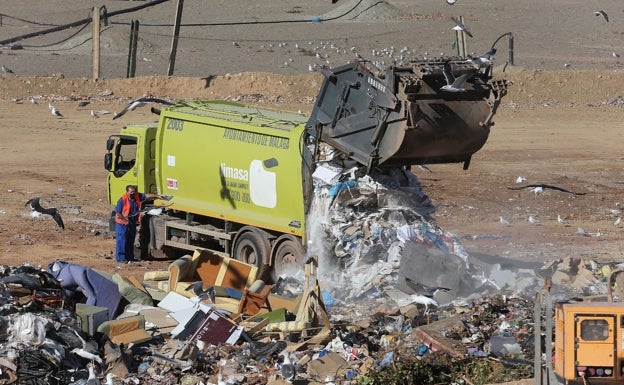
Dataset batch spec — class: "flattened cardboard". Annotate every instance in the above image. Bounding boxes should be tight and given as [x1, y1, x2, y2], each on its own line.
[306, 351, 349, 381]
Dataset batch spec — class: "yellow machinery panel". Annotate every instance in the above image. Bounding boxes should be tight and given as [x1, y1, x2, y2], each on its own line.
[555, 302, 623, 383]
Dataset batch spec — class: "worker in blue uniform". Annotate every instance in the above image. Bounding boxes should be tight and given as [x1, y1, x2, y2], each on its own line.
[114, 185, 162, 263]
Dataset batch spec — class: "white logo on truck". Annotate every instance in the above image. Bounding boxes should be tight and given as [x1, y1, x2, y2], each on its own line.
[249, 159, 277, 208]
[220, 163, 249, 181]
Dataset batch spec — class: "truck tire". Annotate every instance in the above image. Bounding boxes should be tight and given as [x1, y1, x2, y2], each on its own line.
[233, 230, 268, 268]
[272, 235, 304, 280]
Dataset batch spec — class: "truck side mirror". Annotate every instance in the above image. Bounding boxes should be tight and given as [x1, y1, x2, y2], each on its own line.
[104, 153, 113, 171]
[106, 138, 115, 151]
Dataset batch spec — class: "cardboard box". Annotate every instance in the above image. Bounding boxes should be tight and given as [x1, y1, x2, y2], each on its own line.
[75, 303, 109, 336]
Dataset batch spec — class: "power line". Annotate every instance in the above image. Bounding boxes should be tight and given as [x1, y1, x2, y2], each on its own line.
[0, 0, 169, 46]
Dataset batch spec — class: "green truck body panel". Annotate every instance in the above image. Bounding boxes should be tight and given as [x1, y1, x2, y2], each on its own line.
[107, 101, 308, 238]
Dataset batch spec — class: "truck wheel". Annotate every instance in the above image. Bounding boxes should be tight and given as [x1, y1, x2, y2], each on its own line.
[272, 236, 304, 279]
[233, 231, 267, 267]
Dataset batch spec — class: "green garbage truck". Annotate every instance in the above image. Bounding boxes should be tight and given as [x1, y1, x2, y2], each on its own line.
[104, 58, 510, 277]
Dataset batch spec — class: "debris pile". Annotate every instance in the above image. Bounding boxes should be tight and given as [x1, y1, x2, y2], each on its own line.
[2, 166, 623, 384]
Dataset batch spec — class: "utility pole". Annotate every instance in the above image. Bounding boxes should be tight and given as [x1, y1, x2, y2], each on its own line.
[167, 0, 184, 76]
[92, 7, 100, 80]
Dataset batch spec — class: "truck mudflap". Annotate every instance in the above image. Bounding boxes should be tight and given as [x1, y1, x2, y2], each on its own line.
[306, 59, 510, 172]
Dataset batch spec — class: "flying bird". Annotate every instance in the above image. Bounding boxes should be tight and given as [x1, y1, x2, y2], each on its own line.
[594, 10, 609, 22]
[441, 62, 472, 92]
[452, 17, 473, 37]
[186, 281, 216, 303]
[467, 48, 496, 69]
[25, 197, 65, 229]
[405, 277, 451, 298]
[113, 97, 174, 120]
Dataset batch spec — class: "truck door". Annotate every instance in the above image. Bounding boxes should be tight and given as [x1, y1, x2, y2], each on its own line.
[575, 315, 616, 377]
[106, 135, 140, 204]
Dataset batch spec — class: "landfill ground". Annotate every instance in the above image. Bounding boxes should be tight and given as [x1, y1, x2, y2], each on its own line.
[0, 1, 624, 384]
[1, 71, 623, 283]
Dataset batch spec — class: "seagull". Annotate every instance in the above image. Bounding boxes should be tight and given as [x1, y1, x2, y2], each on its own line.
[441, 62, 472, 92]
[1, 65, 14, 74]
[451, 17, 473, 38]
[515, 176, 526, 184]
[186, 281, 216, 303]
[25, 197, 64, 229]
[417, 164, 433, 173]
[405, 277, 451, 298]
[103, 373, 115, 385]
[409, 293, 439, 314]
[528, 214, 540, 225]
[530, 186, 543, 194]
[576, 227, 589, 236]
[467, 48, 496, 69]
[614, 217, 621, 226]
[499, 216, 511, 226]
[71, 348, 103, 364]
[594, 10, 609, 22]
[613, 52, 621, 58]
[557, 215, 570, 226]
[90, 110, 99, 118]
[446, 0, 457, 4]
[85, 362, 101, 385]
[112, 97, 173, 120]
[51, 106, 63, 117]
[28, 96, 38, 105]
[279, 350, 296, 382]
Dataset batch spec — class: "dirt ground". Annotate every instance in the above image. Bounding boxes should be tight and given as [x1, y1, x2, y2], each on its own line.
[0, 68, 623, 283]
[0, 0, 623, 283]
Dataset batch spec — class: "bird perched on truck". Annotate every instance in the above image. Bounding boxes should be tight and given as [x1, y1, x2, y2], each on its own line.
[25, 197, 64, 229]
